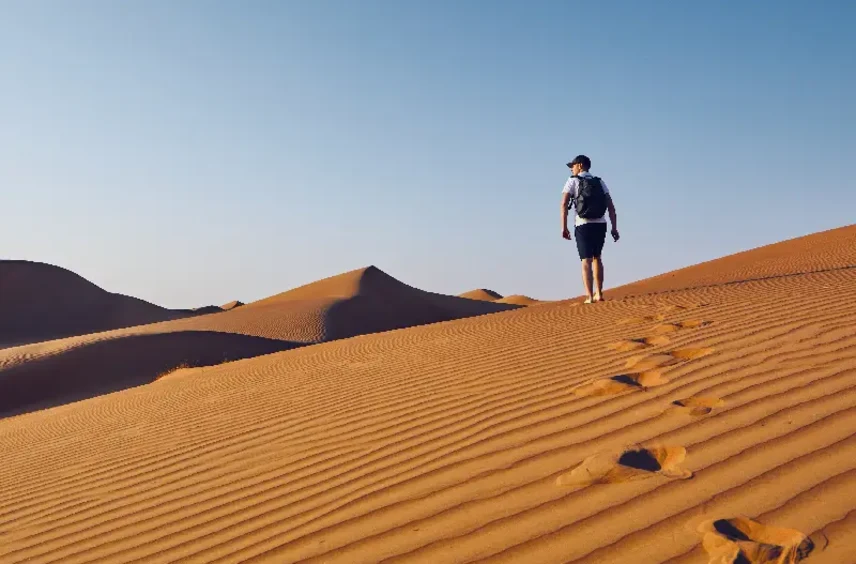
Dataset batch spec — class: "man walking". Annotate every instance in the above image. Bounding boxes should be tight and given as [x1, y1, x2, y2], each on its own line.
[561, 155, 619, 303]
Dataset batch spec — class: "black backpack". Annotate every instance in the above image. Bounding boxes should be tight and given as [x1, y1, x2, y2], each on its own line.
[569, 175, 608, 219]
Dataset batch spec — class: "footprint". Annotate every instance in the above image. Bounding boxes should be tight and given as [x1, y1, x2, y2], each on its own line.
[625, 353, 681, 371]
[573, 371, 669, 397]
[556, 444, 693, 486]
[668, 396, 725, 416]
[608, 339, 649, 352]
[608, 336, 672, 352]
[679, 319, 712, 329]
[653, 320, 712, 334]
[698, 516, 814, 563]
[644, 335, 672, 346]
[627, 347, 716, 370]
[652, 323, 683, 334]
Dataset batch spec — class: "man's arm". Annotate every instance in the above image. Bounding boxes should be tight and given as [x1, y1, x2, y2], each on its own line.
[606, 194, 620, 241]
[561, 192, 572, 239]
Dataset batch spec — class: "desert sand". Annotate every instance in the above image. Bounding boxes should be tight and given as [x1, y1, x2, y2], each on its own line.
[1, 224, 855, 563]
[496, 294, 543, 306]
[0, 266, 517, 418]
[458, 289, 504, 302]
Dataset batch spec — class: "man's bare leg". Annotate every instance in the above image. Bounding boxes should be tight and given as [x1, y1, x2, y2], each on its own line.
[581, 258, 594, 303]
[593, 257, 604, 302]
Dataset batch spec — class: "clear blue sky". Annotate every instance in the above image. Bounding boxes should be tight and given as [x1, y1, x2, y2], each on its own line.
[2, 1, 854, 308]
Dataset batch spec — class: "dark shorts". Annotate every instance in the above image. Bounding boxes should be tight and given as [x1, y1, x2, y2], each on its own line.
[575, 223, 607, 260]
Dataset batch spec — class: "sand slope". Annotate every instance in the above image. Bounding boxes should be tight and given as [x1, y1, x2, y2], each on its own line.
[0, 260, 193, 348]
[459, 289, 503, 301]
[0, 265, 518, 417]
[608, 224, 856, 299]
[496, 294, 543, 306]
[1, 225, 856, 563]
[154, 266, 520, 343]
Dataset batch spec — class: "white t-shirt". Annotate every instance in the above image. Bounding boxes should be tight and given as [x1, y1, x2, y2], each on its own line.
[562, 171, 610, 226]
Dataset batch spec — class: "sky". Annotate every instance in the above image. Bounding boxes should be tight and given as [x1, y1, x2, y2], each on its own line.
[1, 1, 854, 308]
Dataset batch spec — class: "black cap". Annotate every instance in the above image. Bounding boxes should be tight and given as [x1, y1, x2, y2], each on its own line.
[566, 154, 591, 169]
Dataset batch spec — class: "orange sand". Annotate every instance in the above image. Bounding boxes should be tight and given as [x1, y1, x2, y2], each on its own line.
[459, 289, 503, 301]
[496, 294, 544, 306]
[1, 224, 855, 563]
[0, 266, 517, 417]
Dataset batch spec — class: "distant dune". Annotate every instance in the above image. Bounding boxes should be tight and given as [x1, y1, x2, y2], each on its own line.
[0, 260, 193, 348]
[191, 305, 225, 315]
[458, 288, 503, 301]
[2, 226, 856, 562]
[496, 294, 542, 306]
[158, 265, 521, 343]
[221, 300, 244, 310]
[0, 265, 519, 417]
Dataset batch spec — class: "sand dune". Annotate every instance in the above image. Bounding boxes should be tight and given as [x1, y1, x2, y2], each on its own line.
[0, 332, 296, 418]
[459, 291, 545, 306]
[496, 294, 543, 306]
[458, 289, 503, 301]
[0, 260, 194, 348]
[191, 305, 226, 315]
[154, 265, 521, 343]
[1, 225, 855, 562]
[0, 265, 518, 417]
[221, 300, 245, 310]
[608, 223, 856, 300]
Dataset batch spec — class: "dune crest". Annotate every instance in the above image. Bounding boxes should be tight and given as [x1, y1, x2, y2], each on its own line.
[496, 294, 542, 306]
[0, 260, 193, 347]
[0, 265, 519, 417]
[458, 288, 503, 301]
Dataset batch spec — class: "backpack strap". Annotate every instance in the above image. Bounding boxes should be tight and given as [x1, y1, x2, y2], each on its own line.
[568, 174, 581, 209]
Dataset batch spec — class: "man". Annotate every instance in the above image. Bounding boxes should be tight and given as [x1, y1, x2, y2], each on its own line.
[561, 154, 619, 303]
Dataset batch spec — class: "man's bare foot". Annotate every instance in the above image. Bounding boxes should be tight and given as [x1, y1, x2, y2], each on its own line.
[593, 294, 604, 303]
[584, 297, 594, 304]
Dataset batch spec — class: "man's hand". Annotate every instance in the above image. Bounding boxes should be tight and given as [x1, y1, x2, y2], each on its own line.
[611, 228, 620, 242]
[562, 228, 571, 240]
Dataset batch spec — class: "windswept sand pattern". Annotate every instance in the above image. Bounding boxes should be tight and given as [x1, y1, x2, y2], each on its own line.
[0, 227, 856, 562]
[608, 224, 856, 298]
[0, 266, 518, 417]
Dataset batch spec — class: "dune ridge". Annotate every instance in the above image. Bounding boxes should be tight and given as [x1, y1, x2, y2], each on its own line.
[1, 225, 855, 562]
[0, 265, 518, 417]
[607, 223, 856, 300]
[0, 260, 194, 348]
[458, 289, 503, 301]
[496, 294, 542, 306]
